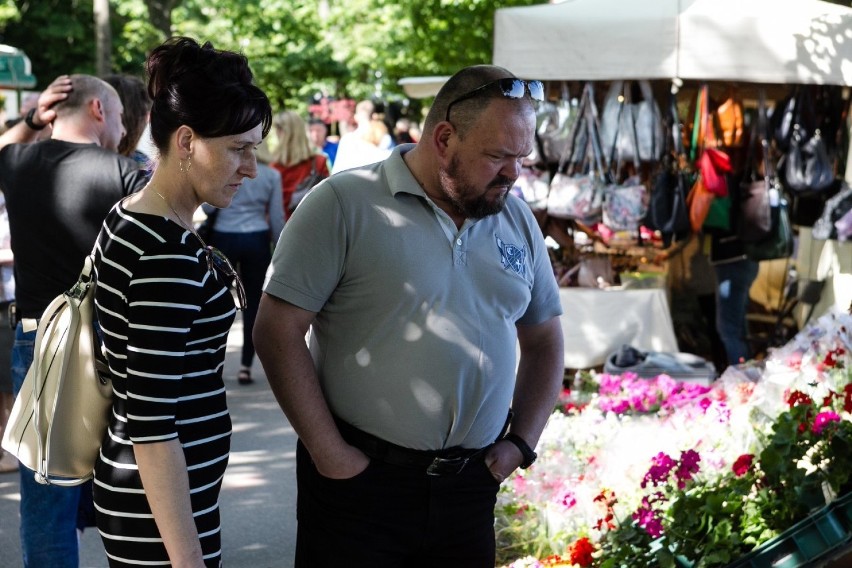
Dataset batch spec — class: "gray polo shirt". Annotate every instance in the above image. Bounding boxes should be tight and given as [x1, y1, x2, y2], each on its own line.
[265, 144, 562, 450]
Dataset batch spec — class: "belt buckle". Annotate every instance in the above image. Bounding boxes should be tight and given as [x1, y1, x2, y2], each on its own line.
[426, 455, 469, 477]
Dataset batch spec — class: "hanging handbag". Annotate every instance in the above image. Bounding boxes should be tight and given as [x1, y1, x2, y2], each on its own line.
[599, 80, 664, 165]
[771, 87, 798, 151]
[547, 83, 605, 223]
[645, 90, 690, 244]
[598, 82, 647, 234]
[687, 176, 716, 233]
[715, 89, 745, 147]
[812, 182, 852, 240]
[634, 80, 664, 162]
[744, 199, 794, 262]
[547, 173, 603, 222]
[738, 89, 774, 243]
[782, 126, 835, 194]
[1, 255, 112, 486]
[601, 123, 646, 233]
[687, 85, 732, 231]
[603, 175, 647, 233]
[515, 166, 551, 212]
[537, 82, 576, 165]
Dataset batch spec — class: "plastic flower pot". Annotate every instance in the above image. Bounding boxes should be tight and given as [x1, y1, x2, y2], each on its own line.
[829, 491, 852, 532]
[725, 505, 848, 568]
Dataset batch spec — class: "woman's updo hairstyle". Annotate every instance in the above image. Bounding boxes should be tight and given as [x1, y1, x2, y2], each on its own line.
[146, 37, 272, 152]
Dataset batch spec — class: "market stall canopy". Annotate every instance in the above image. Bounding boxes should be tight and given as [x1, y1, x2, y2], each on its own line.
[398, 76, 451, 99]
[493, 0, 852, 85]
[0, 44, 36, 89]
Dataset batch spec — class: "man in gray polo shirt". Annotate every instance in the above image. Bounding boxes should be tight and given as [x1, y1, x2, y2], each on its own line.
[254, 64, 564, 567]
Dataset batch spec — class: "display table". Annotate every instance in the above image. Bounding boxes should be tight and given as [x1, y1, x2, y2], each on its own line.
[559, 287, 678, 369]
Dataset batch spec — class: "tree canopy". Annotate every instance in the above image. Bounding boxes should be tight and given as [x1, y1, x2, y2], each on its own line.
[0, 0, 540, 115]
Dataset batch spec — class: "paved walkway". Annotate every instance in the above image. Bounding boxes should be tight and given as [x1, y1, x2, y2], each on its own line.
[0, 314, 298, 568]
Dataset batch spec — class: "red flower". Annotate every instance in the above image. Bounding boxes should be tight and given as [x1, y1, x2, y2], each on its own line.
[567, 537, 596, 567]
[732, 454, 754, 477]
[787, 390, 814, 408]
[594, 489, 617, 531]
[844, 384, 852, 413]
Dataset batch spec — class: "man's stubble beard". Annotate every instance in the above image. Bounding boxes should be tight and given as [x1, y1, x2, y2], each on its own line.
[440, 154, 510, 219]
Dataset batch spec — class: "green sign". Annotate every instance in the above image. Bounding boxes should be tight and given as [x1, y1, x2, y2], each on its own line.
[0, 46, 36, 89]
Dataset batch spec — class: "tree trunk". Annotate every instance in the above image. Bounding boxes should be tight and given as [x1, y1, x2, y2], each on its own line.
[145, 0, 182, 39]
[93, 0, 111, 76]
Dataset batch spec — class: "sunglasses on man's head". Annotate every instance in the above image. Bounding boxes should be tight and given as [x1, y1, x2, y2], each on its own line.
[445, 78, 545, 123]
[205, 246, 247, 311]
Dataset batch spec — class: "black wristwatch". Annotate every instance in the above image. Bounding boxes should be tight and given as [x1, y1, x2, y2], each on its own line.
[503, 432, 537, 469]
[24, 108, 46, 131]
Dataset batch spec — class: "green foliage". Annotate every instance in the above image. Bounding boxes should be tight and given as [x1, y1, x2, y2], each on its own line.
[658, 399, 852, 568]
[0, 0, 541, 113]
[597, 521, 661, 568]
[325, 0, 540, 102]
[1, 0, 97, 85]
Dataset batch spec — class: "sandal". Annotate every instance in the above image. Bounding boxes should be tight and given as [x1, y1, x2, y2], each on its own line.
[237, 368, 253, 385]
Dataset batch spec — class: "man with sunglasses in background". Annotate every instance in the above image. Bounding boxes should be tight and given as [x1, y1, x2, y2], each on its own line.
[255, 65, 564, 567]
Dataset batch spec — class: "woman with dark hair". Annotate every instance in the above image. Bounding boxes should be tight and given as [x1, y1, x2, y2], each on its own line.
[92, 37, 271, 567]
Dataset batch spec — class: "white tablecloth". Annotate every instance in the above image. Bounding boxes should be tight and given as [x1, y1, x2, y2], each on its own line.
[559, 287, 678, 369]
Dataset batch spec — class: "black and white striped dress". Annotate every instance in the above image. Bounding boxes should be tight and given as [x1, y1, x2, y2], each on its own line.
[92, 201, 235, 567]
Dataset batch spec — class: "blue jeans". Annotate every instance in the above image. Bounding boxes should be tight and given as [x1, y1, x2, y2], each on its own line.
[714, 259, 759, 366]
[12, 323, 87, 568]
[209, 230, 271, 368]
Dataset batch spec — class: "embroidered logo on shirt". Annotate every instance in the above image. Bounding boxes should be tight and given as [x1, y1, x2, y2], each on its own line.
[496, 236, 526, 277]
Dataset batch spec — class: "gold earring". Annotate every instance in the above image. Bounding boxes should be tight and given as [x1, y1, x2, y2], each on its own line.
[186, 154, 192, 172]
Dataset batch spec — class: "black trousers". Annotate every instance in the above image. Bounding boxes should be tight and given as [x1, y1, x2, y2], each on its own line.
[294, 439, 501, 567]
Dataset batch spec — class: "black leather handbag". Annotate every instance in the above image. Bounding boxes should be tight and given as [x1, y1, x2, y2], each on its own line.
[782, 127, 835, 194]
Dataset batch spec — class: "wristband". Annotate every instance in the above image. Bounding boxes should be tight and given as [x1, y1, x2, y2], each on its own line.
[24, 108, 46, 131]
[503, 432, 537, 469]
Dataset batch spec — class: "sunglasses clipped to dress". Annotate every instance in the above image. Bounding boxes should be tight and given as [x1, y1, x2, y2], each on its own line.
[445, 78, 545, 123]
[204, 245, 248, 311]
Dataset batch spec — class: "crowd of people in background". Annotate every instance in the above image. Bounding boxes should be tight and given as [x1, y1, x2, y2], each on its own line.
[0, 35, 559, 568]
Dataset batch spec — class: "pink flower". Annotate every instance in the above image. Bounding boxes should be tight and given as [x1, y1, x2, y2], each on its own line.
[642, 452, 676, 488]
[633, 504, 664, 537]
[560, 490, 578, 509]
[812, 411, 842, 435]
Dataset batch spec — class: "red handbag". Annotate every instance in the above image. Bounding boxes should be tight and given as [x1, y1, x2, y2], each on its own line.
[692, 85, 732, 198]
[698, 148, 731, 197]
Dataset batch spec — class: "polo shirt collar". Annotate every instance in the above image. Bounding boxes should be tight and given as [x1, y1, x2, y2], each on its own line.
[382, 143, 427, 199]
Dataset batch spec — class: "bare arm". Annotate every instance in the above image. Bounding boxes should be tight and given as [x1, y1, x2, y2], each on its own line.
[135, 439, 206, 568]
[485, 316, 564, 479]
[0, 75, 72, 151]
[253, 293, 368, 478]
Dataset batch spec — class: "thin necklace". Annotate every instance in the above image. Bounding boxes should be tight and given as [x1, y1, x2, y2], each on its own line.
[151, 188, 205, 244]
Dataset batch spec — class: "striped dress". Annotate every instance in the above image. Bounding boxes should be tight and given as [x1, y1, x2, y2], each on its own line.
[92, 201, 235, 567]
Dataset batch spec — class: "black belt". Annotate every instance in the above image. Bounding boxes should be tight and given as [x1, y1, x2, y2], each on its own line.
[335, 418, 491, 477]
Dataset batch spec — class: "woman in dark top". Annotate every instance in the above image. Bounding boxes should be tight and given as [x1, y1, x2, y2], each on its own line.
[92, 37, 271, 568]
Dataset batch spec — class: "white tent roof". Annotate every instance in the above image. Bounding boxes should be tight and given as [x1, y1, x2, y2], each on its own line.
[397, 76, 451, 98]
[493, 0, 852, 85]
